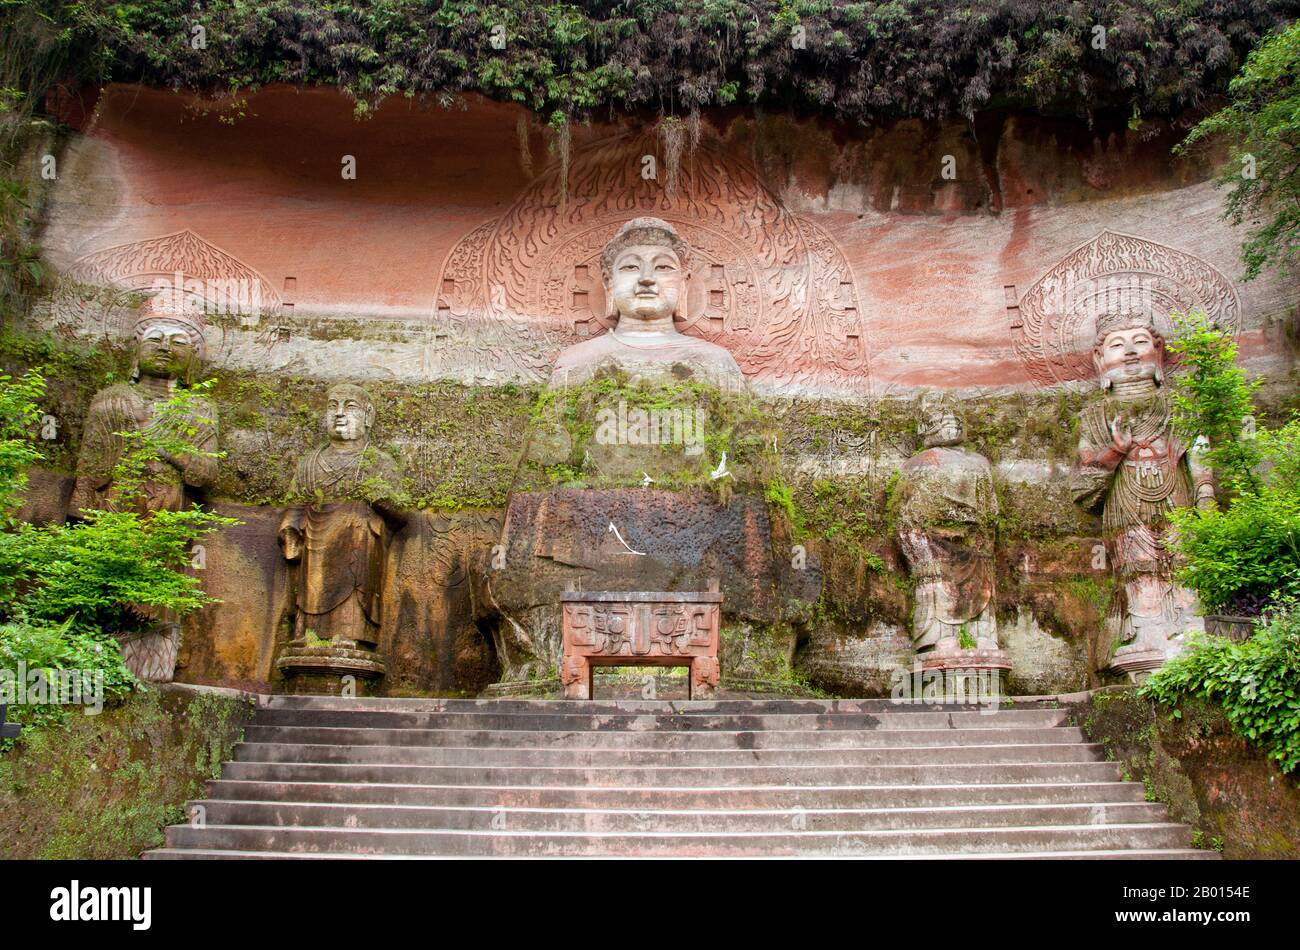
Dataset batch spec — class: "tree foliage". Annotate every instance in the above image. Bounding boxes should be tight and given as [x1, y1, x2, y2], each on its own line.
[1178, 19, 1300, 280]
[4, 0, 1296, 123]
[1167, 314, 1300, 615]
[1168, 309, 1263, 496]
[1142, 598, 1300, 776]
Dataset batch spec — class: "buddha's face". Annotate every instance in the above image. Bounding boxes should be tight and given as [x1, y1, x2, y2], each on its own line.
[607, 243, 685, 324]
[922, 410, 963, 448]
[136, 321, 199, 380]
[1095, 326, 1162, 387]
[325, 389, 371, 444]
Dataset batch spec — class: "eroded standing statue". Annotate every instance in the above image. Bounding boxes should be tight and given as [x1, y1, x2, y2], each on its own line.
[1072, 313, 1215, 678]
[69, 290, 220, 682]
[278, 384, 407, 688]
[895, 394, 999, 655]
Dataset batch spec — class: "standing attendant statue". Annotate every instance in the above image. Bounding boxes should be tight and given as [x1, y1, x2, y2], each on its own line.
[69, 290, 220, 682]
[895, 395, 1000, 657]
[277, 384, 406, 689]
[1072, 313, 1215, 677]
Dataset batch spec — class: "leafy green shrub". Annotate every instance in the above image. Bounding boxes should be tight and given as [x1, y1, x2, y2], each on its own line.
[0, 618, 134, 746]
[1178, 20, 1300, 280]
[0, 371, 235, 747]
[1168, 310, 1263, 496]
[1169, 489, 1300, 613]
[1141, 600, 1300, 776]
[1167, 313, 1299, 614]
[3, 1, 1293, 124]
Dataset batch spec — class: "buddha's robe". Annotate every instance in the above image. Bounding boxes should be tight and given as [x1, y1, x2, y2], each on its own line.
[279, 446, 405, 646]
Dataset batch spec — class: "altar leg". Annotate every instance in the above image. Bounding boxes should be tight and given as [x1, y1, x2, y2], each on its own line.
[561, 654, 590, 699]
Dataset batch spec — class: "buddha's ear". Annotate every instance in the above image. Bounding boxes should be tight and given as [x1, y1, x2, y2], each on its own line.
[1092, 348, 1109, 389]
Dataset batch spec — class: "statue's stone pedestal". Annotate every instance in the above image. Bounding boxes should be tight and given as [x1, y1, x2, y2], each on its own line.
[917, 648, 1011, 699]
[1108, 647, 1171, 682]
[560, 588, 722, 700]
[276, 639, 386, 695]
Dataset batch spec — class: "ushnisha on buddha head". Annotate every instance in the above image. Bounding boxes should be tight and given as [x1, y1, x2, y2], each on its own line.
[323, 383, 376, 446]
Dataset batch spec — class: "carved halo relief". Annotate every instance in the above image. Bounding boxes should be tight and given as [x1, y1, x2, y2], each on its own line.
[432, 131, 870, 394]
[65, 228, 283, 356]
[1009, 230, 1242, 389]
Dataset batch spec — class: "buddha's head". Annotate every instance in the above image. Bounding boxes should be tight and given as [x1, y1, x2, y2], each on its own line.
[132, 290, 207, 384]
[601, 217, 690, 326]
[1092, 313, 1166, 390]
[918, 393, 964, 449]
[324, 383, 375, 446]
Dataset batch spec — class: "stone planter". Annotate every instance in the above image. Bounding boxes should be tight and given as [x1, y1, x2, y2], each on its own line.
[1204, 614, 1258, 643]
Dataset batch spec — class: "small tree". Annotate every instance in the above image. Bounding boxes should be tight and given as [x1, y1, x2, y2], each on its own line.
[1166, 313, 1300, 615]
[1176, 21, 1300, 280]
[0, 373, 235, 639]
[1168, 310, 1263, 497]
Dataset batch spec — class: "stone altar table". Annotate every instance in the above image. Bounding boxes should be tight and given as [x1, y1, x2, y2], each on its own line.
[560, 587, 723, 700]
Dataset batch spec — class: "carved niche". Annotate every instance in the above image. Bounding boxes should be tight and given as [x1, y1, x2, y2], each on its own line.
[433, 132, 869, 395]
[1009, 231, 1241, 389]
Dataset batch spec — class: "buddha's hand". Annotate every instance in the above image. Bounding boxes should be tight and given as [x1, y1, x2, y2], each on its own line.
[279, 526, 303, 561]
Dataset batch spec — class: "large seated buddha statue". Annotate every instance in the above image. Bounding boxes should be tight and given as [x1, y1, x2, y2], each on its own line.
[548, 217, 747, 392]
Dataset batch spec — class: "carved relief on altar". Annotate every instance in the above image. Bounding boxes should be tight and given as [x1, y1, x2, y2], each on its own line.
[56, 229, 283, 352]
[1009, 231, 1241, 389]
[434, 132, 869, 394]
[560, 589, 723, 699]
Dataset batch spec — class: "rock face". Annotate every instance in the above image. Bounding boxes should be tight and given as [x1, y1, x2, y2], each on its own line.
[481, 488, 816, 684]
[11, 83, 1300, 696]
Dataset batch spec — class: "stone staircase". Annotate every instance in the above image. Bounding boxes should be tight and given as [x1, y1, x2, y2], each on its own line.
[144, 696, 1215, 859]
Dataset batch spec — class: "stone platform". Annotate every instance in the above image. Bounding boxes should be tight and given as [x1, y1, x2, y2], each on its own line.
[144, 696, 1215, 859]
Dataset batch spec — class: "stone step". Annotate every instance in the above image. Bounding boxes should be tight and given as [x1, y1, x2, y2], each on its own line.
[252, 708, 1069, 731]
[261, 697, 1029, 714]
[159, 821, 1193, 856]
[188, 799, 1171, 832]
[230, 741, 1105, 767]
[241, 724, 1087, 749]
[142, 846, 1218, 860]
[219, 759, 1123, 787]
[204, 778, 1149, 809]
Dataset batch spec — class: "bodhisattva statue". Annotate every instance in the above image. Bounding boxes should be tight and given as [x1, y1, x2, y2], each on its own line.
[70, 291, 219, 682]
[1072, 314, 1215, 677]
[548, 217, 747, 391]
[277, 384, 407, 689]
[70, 291, 218, 516]
[895, 395, 1000, 656]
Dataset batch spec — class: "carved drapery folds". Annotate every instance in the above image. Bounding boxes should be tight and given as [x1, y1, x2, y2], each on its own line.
[277, 384, 407, 692]
[894, 395, 1006, 681]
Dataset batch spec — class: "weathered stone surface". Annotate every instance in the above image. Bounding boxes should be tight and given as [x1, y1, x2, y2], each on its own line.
[481, 488, 816, 683]
[277, 384, 405, 689]
[1072, 315, 1214, 678]
[33, 86, 1296, 399]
